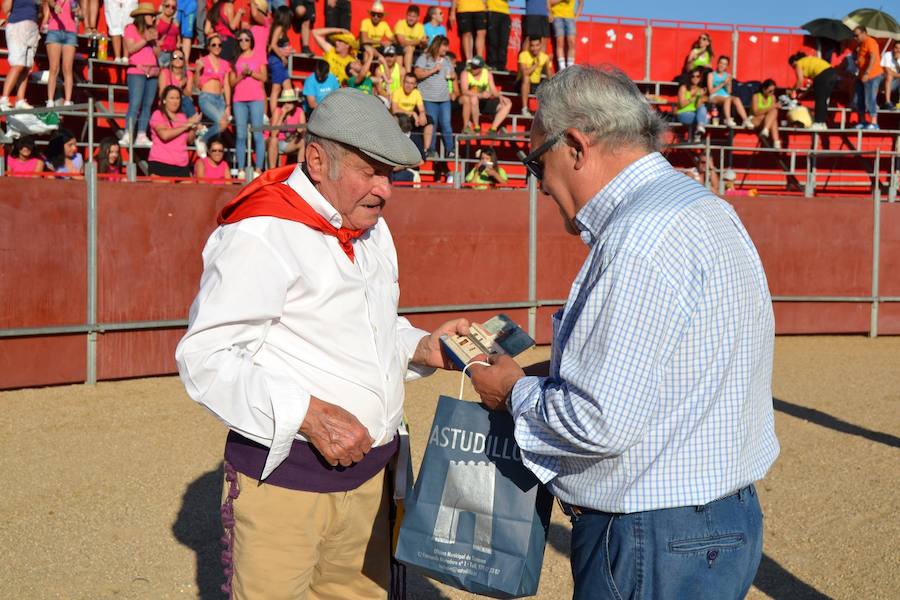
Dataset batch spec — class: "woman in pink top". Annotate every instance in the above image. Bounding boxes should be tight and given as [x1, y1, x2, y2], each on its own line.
[148, 85, 203, 178]
[6, 136, 44, 176]
[196, 35, 233, 147]
[155, 0, 181, 67]
[42, 0, 81, 107]
[230, 29, 267, 177]
[266, 87, 305, 169]
[193, 136, 232, 181]
[206, 0, 244, 63]
[159, 50, 196, 117]
[120, 3, 162, 148]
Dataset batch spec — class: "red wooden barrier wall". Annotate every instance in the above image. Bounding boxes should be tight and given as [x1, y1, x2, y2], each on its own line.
[1, 178, 898, 390]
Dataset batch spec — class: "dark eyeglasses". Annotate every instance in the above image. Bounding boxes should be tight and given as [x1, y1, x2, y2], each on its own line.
[172, 54, 184, 60]
[164, 3, 176, 8]
[209, 148, 225, 153]
[522, 132, 564, 181]
[239, 38, 252, 43]
[209, 42, 222, 48]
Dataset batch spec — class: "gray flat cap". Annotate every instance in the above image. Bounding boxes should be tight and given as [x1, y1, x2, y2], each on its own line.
[307, 88, 422, 168]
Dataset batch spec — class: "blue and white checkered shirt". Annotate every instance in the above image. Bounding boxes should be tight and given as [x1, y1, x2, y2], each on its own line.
[510, 152, 779, 513]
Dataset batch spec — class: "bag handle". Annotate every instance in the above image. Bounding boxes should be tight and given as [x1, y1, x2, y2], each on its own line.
[458, 361, 491, 400]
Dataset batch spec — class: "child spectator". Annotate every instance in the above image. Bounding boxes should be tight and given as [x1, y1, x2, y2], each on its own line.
[231, 29, 268, 178]
[852, 26, 883, 129]
[550, 0, 580, 70]
[517, 36, 553, 116]
[522, 0, 550, 53]
[46, 129, 84, 175]
[267, 6, 294, 115]
[883, 44, 900, 109]
[325, 0, 351, 31]
[675, 68, 708, 143]
[460, 55, 511, 134]
[312, 27, 358, 84]
[104, 0, 138, 63]
[120, 3, 162, 148]
[345, 49, 376, 95]
[424, 6, 447, 45]
[751, 79, 782, 148]
[206, 0, 243, 62]
[303, 59, 341, 112]
[266, 88, 306, 168]
[148, 85, 202, 177]
[376, 44, 406, 98]
[43, 0, 80, 107]
[394, 5, 427, 71]
[391, 72, 433, 155]
[193, 136, 232, 180]
[788, 51, 837, 130]
[683, 32, 714, 75]
[196, 35, 233, 147]
[156, 0, 181, 67]
[6, 136, 44, 175]
[1, 0, 38, 110]
[359, 1, 394, 53]
[177, 0, 198, 63]
[450, 0, 487, 62]
[290, 0, 315, 55]
[414, 35, 455, 159]
[96, 137, 125, 179]
[707, 56, 753, 129]
[159, 51, 196, 116]
[465, 146, 507, 188]
[485, 0, 510, 71]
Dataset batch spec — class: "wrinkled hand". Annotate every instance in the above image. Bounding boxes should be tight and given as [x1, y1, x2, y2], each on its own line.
[469, 353, 525, 411]
[412, 318, 471, 369]
[299, 396, 374, 466]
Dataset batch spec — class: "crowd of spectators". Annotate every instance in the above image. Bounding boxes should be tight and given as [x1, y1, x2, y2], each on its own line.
[1, 1, 898, 186]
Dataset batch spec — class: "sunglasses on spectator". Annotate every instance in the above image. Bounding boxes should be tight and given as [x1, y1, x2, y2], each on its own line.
[522, 132, 564, 181]
[239, 38, 252, 43]
[209, 148, 225, 153]
[164, 3, 176, 8]
[209, 42, 222, 48]
[173, 54, 184, 60]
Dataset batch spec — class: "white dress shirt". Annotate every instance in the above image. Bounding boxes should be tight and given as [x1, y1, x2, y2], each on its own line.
[176, 166, 432, 479]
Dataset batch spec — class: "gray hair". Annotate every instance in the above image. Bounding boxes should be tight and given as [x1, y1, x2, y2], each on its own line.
[534, 64, 666, 153]
[304, 132, 347, 180]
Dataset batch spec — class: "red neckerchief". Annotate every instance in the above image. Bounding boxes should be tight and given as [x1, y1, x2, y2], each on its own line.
[217, 165, 367, 262]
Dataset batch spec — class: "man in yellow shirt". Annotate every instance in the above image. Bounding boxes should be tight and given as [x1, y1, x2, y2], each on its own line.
[486, 0, 511, 70]
[312, 27, 358, 84]
[518, 36, 554, 116]
[359, 1, 394, 54]
[394, 5, 427, 71]
[450, 0, 487, 62]
[550, 0, 582, 70]
[391, 72, 433, 155]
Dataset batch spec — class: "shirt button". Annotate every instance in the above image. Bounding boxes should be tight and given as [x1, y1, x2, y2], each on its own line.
[707, 550, 719, 562]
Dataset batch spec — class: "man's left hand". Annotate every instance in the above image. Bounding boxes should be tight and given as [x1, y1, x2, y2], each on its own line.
[412, 318, 471, 369]
[469, 354, 525, 411]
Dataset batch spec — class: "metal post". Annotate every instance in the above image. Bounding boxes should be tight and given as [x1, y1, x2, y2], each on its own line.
[453, 136, 460, 189]
[245, 125, 252, 182]
[85, 162, 99, 384]
[87, 97, 95, 162]
[805, 152, 816, 197]
[731, 29, 739, 79]
[870, 151, 881, 337]
[644, 25, 652, 81]
[527, 173, 538, 339]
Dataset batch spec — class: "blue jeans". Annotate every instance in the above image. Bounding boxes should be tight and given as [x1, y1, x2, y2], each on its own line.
[126, 74, 158, 136]
[233, 99, 266, 171]
[676, 104, 708, 134]
[181, 95, 196, 117]
[424, 100, 453, 155]
[198, 92, 226, 143]
[856, 75, 883, 120]
[568, 485, 763, 600]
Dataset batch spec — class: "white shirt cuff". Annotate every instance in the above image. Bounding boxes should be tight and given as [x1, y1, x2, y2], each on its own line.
[260, 371, 311, 480]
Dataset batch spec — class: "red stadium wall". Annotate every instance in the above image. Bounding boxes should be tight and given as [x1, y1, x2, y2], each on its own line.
[1, 179, 898, 389]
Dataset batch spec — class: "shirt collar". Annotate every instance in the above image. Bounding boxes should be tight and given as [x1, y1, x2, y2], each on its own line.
[575, 152, 670, 245]
[284, 165, 345, 229]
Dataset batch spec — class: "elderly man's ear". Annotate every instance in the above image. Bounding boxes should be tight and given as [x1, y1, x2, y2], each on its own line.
[566, 128, 590, 170]
[305, 143, 327, 184]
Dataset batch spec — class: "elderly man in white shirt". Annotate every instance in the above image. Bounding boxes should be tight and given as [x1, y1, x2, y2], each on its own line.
[176, 88, 469, 600]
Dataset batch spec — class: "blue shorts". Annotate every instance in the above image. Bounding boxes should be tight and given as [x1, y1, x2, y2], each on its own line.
[552, 17, 576, 38]
[46, 29, 78, 46]
[177, 10, 196, 39]
[268, 53, 290, 85]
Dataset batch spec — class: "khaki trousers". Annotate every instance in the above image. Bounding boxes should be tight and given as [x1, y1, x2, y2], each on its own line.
[225, 468, 390, 600]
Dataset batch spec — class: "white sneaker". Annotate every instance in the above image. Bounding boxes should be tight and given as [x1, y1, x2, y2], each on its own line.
[118, 131, 131, 146]
[760, 128, 769, 138]
[521, 107, 532, 117]
[134, 132, 153, 147]
[773, 140, 782, 149]
[696, 124, 706, 135]
[724, 118, 737, 128]
[0, 97, 10, 111]
[743, 118, 755, 129]
[45, 99, 55, 108]
[810, 122, 827, 131]
[236, 169, 246, 181]
[15, 99, 33, 109]
[62, 100, 73, 107]
[195, 137, 207, 158]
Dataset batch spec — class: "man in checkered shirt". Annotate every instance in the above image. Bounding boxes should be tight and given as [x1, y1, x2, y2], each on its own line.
[471, 64, 779, 600]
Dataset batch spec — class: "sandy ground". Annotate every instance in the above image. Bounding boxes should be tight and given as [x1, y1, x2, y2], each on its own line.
[1, 336, 899, 600]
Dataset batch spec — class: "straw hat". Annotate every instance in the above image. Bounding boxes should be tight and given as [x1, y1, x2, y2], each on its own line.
[129, 2, 157, 18]
[370, 1, 385, 14]
[329, 32, 359, 50]
[252, 0, 268, 13]
[277, 88, 300, 104]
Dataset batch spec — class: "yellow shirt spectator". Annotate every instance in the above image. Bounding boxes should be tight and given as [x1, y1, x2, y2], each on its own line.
[360, 18, 394, 44]
[456, 0, 486, 14]
[392, 87, 424, 113]
[325, 49, 355, 84]
[518, 50, 550, 84]
[796, 56, 830, 79]
[550, 0, 575, 19]
[394, 20, 425, 44]
[486, 0, 510, 14]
